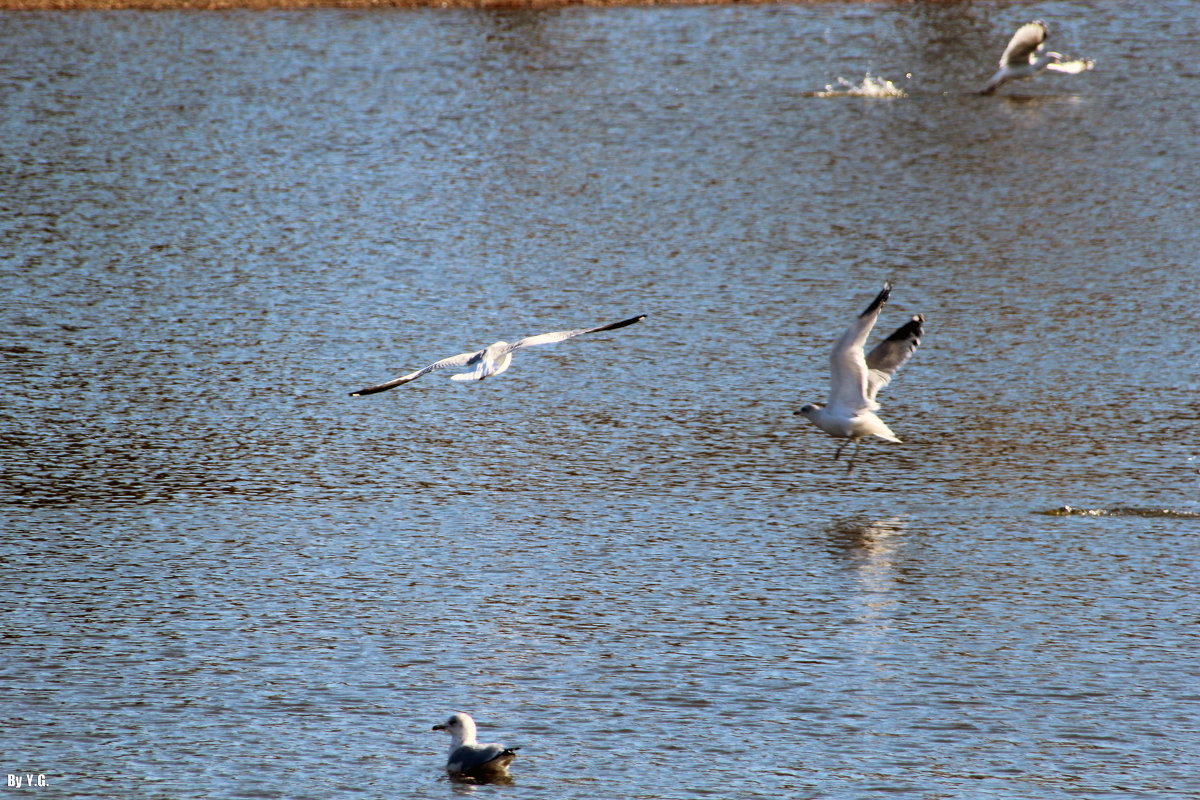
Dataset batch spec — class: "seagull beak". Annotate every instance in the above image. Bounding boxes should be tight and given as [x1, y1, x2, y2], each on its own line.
[432, 724, 447, 731]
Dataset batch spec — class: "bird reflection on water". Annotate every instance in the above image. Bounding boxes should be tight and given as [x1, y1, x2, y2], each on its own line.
[447, 772, 514, 789]
[827, 517, 910, 601]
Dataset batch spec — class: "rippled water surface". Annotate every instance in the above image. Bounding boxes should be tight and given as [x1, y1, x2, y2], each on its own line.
[2, 2, 1199, 798]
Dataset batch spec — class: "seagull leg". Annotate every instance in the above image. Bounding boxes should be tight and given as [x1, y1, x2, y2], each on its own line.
[845, 442, 861, 475]
[833, 440, 849, 461]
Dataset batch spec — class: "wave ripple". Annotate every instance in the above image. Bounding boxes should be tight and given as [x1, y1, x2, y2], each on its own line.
[1039, 506, 1200, 519]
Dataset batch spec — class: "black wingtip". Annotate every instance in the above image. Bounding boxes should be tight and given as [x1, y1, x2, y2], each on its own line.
[860, 282, 891, 317]
[349, 384, 391, 397]
[883, 313, 924, 342]
[598, 314, 647, 332]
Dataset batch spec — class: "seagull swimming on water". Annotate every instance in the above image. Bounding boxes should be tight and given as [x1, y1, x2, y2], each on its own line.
[350, 314, 646, 396]
[795, 282, 923, 473]
[432, 712, 518, 781]
[980, 20, 1094, 95]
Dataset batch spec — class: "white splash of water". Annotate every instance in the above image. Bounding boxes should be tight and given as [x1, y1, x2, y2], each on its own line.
[1045, 57, 1096, 75]
[813, 72, 908, 99]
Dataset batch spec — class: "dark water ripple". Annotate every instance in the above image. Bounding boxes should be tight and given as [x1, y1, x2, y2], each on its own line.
[1040, 506, 1200, 518]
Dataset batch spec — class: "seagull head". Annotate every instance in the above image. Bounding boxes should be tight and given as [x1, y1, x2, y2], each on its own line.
[433, 712, 477, 747]
[795, 403, 822, 418]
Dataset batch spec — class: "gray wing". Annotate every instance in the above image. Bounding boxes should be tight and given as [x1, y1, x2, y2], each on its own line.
[349, 350, 481, 396]
[504, 314, 646, 354]
[1000, 21, 1048, 67]
[865, 314, 924, 403]
[448, 743, 517, 773]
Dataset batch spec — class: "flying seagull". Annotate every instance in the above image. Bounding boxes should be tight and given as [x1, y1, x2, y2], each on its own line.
[795, 282, 923, 473]
[350, 314, 646, 396]
[432, 712, 518, 781]
[980, 20, 1094, 95]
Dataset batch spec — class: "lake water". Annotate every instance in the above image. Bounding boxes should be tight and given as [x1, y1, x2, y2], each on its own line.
[2, 2, 1199, 798]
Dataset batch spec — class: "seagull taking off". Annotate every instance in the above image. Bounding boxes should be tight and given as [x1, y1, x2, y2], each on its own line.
[432, 712, 518, 781]
[350, 314, 646, 396]
[795, 282, 923, 473]
[980, 20, 1094, 95]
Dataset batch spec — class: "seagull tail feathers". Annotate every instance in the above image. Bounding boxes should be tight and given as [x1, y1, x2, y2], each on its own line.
[875, 427, 902, 443]
[862, 413, 902, 443]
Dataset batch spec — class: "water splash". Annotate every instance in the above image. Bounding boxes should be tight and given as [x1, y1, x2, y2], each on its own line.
[1038, 506, 1200, 519]
[812, 72, 908, 99]
[1045, 57, 1096, 75]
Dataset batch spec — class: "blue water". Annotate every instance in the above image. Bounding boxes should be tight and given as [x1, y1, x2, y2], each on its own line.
[2, 2, 1199, 798]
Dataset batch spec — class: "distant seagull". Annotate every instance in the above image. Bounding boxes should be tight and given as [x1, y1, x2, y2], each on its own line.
[979, 20, 1094, 95]
[350, 314, 646, 396]
[432, 712, 518, 781]
[795, 282, 923, 473]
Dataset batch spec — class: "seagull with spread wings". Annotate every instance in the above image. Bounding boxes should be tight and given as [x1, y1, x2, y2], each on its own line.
[980, 20, 1094, 95]
[350, 314, 646, 396]
[795, 282, 924, 473]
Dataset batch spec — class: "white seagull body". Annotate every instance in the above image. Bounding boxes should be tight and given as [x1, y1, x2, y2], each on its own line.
[432, 712, 518, 781]
[795, 282, 923, 472]
[980, 21, 1093, 95]
[351, 314, 646, 396]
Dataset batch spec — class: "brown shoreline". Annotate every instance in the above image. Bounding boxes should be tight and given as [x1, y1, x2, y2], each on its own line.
[1, 0, 837, 9]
